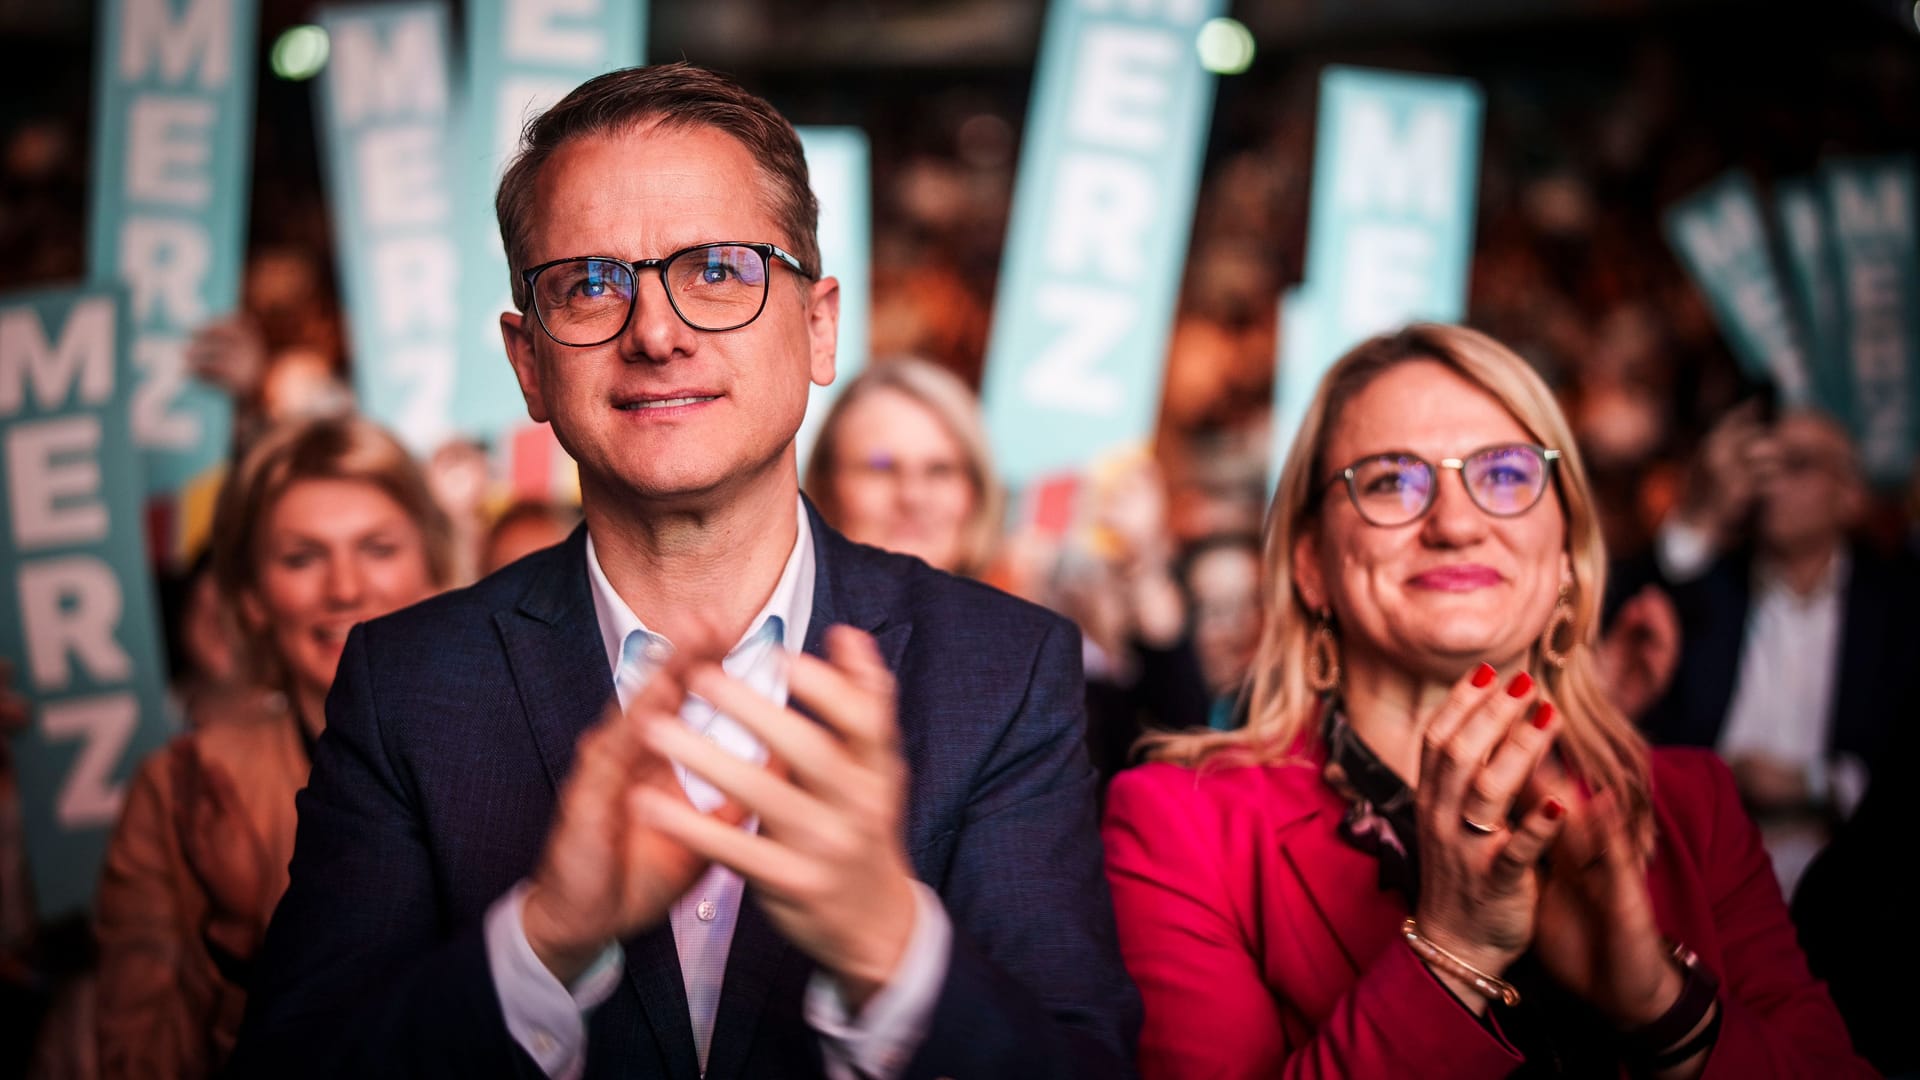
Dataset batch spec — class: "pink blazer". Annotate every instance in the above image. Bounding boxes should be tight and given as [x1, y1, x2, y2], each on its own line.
[1103, 746, 1873, 1078]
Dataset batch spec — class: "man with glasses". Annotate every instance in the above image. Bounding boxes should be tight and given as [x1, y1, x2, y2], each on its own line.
[236, 64, 1138, 1079]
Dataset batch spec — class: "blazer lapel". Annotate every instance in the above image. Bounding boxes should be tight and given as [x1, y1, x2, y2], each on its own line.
[705, 505, 913, 1080]
[621, 930, 702, 1080]
[495, 528, 612, 791]
[797, 498, 913, 669]
[1830, 546, 1888, 759]
[493, 529, 700, 1080]
[1687, 553, 1754, 747]
[1272, 782, 1410, 1022]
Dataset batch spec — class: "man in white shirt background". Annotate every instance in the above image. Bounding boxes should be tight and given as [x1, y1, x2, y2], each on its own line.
[1629, 403, 1919, 896]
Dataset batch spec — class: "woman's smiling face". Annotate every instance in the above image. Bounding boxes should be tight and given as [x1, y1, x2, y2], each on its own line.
[245, 478, 437, 706]
[1294, 360, 1569, 682]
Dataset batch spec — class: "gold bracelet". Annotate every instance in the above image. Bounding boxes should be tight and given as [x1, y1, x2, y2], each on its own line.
[1400, 917, 1522, 1007]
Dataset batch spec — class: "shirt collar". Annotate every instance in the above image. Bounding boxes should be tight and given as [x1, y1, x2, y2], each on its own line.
[1756, 547, 1851, 606]
[584, 495, 816, 680]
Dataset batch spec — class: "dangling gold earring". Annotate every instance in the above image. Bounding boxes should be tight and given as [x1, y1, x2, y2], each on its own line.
[1307, 609, 1341, 692]
[1541, 586, 1575, 669]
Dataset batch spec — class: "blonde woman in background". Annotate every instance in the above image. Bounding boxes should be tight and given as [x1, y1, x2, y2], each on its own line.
[803, 356, 1004, 578]
[95, 416, 451, 1078]
[806, 360, 1210, 780]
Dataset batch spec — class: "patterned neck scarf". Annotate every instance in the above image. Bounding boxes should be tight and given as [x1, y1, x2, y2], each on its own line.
[1320, 702, 1421, 902]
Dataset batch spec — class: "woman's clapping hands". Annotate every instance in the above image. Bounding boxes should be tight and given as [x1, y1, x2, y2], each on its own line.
[1412, 661, 1680, 1033]
[1412, 663, 1568, 1011]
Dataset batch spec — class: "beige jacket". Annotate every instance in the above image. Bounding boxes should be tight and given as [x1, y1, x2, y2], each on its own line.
[94, 692, 307, 1080]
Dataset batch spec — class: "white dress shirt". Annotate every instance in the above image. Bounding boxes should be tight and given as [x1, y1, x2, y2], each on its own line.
[1716, 554, 1846, 792]
[482, 501, 951, 1079]
[1657, 521, 1867, 893]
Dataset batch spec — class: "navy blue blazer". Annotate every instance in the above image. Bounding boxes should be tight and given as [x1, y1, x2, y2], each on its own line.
[232, 508, 1141, 1078]
[1622, 541, 1920, 769]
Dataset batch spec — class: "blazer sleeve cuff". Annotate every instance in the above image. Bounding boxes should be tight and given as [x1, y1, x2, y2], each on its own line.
[1367, 939, 1524, 1070]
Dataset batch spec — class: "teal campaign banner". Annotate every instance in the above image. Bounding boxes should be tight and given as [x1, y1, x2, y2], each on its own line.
[1773, 177, 1850, 425]
[795, 127, 872, 467]
[1820, 156, 1920, 485]
[981, 0, 1226, 490]
[86, 0, 258, 503]
[1270, 66, 1483, 479]
[1269, 285, 1327, 490]
[1663, 171, 1812, 404]
[0, 286, 173, 917]
[454, 0, 647, 443]
[314, 3, 461, 453]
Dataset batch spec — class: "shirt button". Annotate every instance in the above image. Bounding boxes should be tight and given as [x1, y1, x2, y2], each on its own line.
[532, 1031, 555, 1055]
[644, 640, 672, 663]
[696, 898, 718, 922]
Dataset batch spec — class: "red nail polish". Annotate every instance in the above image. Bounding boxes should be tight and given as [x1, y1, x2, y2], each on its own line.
[1471, 662, 1496, 688]
[1531, 702, 1554, 729]
[1544, 797, 1565, 820]
[1506, 671, 1534, 698]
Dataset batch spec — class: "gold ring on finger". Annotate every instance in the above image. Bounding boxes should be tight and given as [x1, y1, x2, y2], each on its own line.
[1460, 813, 1504, 836]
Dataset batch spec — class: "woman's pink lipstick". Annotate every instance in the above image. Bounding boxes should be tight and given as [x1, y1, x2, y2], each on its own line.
[1408, 564, 1502, 591]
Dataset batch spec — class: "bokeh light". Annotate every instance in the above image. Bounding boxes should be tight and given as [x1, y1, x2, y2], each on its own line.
[1196, 18, 1255, 76]
[271, 25, 329, 82]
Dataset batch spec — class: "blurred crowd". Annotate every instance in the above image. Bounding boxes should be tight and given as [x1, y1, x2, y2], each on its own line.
[2, 6, 1919, 1077]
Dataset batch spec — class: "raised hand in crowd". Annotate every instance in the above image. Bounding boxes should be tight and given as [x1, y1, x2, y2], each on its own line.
[1672, 399, 1769, 555]
[185, 315, 268, 403]
[169, 744, 277, 962]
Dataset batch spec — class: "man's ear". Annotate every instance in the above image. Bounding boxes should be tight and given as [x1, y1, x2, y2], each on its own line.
[806, 276, 840, 389]
[501, 311, 550, 424]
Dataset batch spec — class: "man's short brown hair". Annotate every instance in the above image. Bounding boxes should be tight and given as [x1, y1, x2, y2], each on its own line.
[495, 62, 820, 310]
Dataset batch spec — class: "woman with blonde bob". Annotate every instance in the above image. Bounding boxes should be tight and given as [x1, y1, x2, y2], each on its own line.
[96, 416, 451, 1078]
[1103, 325, 1867, 1078]
[804, 357, 1004, 578]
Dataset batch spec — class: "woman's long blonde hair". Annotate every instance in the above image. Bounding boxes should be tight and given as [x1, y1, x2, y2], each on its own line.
[1150, 324, 1652, 835]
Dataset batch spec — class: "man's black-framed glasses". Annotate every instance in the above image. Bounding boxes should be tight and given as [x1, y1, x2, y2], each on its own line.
[520, 242, 811, 346]
[1325, 443, 1563, 527]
